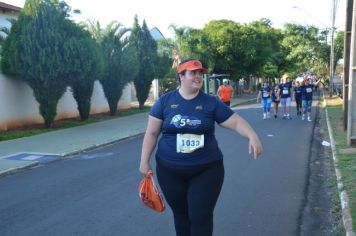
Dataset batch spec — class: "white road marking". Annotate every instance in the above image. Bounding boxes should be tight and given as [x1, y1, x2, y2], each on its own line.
[22, 155, 43, 161]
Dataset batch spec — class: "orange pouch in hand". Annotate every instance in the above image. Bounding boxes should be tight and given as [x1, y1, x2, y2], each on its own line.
[138, 171, 165, 212]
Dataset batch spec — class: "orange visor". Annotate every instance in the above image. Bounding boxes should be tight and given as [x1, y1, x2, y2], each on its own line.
[177, 60, 208, 74]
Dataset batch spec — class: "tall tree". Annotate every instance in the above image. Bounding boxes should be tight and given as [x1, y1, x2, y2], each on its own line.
[130, 17, 158, 109]
[1, 0, 74, 127]
[281, 23, 329, 78]
[168, 24, 192, 63]
[64, 33, 104, 120]
[154, 39, 175, 94]
[98, 21, 138, 115]
[334, 31, 344, 71]
[81, 19, 104, 42]
[246, 19, 277, 78]
[203, 20, 244, 78]
[1, 18, 21, 76]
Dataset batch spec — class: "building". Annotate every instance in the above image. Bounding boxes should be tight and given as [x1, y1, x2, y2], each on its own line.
[150, 27, 165, 41]
[0, 2, 21, 29]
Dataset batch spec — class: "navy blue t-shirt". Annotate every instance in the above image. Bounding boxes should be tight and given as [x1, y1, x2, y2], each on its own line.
[271, 89, 279, 102]
[301, 85, 313, 101]
[150, 90, 234, 166]
[260, 87, 271, 99]
[294, 87, 302, 100]
[279, 82, 292, 98]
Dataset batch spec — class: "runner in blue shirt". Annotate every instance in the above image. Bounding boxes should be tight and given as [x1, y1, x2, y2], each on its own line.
[139, 58, 263, 236]
[279, 74, 294, 119]
[300, 77, 320, 122]
[256, 81, 272, 119]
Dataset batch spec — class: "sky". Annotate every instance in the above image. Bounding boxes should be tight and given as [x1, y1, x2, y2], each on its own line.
[10, 0, 346, 39]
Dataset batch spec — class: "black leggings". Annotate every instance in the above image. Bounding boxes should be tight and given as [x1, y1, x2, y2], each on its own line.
[156, 158, 224, 236]
[296, 99, 302, 113]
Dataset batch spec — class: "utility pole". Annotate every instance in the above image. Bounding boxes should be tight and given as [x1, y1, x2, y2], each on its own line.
[343, 0, 353, 130]
[347, 0, 356, 145]
[329, 0, 337, 97]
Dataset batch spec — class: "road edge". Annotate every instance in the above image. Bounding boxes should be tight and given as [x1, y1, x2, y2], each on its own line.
[324, 98, 355, 236]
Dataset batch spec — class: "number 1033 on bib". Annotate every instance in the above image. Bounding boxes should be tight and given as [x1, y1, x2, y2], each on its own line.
[176, 133, 205, 153]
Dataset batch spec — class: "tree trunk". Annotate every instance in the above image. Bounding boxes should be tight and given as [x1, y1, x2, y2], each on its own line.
[44, 119, 53, 128]
[79, 103, 90, 121]
[107, 100, 116, 115]
[139, 101, 145, 109]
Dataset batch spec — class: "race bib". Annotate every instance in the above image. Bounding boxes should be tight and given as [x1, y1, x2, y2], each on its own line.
[263, 92, 269, 98]
[306, 88, 312, 93]
[176, 134, 204, 153]
[282, 89, 289, 95]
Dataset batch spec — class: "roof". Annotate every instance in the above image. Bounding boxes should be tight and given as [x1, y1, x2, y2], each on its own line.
[150, 27, 165, 41]
[0, 2, 22, 12]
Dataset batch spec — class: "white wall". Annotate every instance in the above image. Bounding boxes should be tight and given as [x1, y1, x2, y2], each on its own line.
[131, 79, 159, 103]
[0, 12, 17, 40]
[0, 74, 42, 130]
[0, 12, 17, 29]
[0, 73, 132, 130]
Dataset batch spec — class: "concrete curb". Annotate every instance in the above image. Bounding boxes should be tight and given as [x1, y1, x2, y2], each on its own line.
[0, 161, 38, 176]
[324, 98, 355, 236]
[59, 133, 145, 157]
[231, 98, 256, 108]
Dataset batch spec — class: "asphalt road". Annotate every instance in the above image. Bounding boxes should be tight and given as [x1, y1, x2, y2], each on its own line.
[0, 105, 316, 236]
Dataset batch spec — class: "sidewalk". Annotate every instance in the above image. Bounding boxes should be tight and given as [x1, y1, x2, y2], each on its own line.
[0, 94, 256, 176]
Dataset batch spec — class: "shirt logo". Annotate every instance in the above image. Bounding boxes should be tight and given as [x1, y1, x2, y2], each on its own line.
[170, 114, 202, 128]
[195, 105, 203, 110]
[171, 104, 179, 109]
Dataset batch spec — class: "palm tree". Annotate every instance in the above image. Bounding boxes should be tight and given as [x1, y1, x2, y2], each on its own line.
[168, 24, 191, 67]
[84, 20, 138, 115]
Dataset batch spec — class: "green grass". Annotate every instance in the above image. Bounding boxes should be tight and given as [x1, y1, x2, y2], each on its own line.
[0, 106, 151, 142]
[318, 101, 345, 235]
[0, 129, 53, 141]
[325, 97, 356, 231]
[118, 106, 150, 116]
[337, 153, 356, 223]
[327, 175, 346, 236]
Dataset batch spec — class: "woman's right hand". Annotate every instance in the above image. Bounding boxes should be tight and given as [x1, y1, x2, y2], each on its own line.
[249, 134, 263, 159]
[139, 161, 152, 175]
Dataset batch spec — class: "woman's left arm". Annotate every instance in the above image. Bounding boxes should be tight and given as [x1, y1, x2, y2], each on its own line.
[256, 91, 261, 103]
[220, 114, 263, 159]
